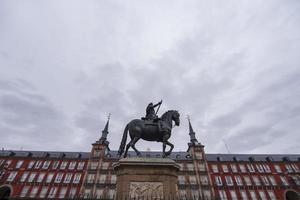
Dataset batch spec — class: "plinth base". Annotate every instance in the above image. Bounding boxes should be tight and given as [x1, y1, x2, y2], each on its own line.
[113, 157, 180, 199]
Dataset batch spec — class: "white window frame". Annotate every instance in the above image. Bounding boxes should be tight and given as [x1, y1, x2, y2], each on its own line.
[64, 173, 73, 183]
[16, 160, 24, 169]
[28, 172, 37, 182]
[20, 186, 30, 197]
[212, 165, 219, 173]
[73, 173, 81, 183]
[225, 176, 233, 186]
[230, 164, 238, 173]
[60, 161, 68, 169]
[42, 161, 51, 169]
[69, 161, 76, 170]
[77, 162, 85, 170]
[54, 173, 64, 183]
[48, 187, 57, 198]
[7, 171, 18, 182]
[222, 164, 228, 173]
[39, 186, 49, 198]
[234, 175, 243, 186]
[215, 176, 222, 186]
[37, 172, 46, 182]
[27, 161, 35, 169]
[20, 172, 29, 182]
[29, 186, 39, 198]
[46, 173, 54, 183]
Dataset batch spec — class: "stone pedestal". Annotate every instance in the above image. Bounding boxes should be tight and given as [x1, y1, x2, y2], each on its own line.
[113, 157, 180, 200]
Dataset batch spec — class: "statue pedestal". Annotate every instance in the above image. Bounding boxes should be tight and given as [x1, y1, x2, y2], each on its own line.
[113, 157, 180, 200]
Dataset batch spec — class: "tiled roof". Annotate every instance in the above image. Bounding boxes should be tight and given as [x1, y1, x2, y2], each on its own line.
[1, 150, 299, 162]
[0, 150, 90, 159]
[206, 153, 300, 162]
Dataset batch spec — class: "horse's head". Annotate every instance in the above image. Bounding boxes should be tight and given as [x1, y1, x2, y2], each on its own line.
[172, 110, 180, 126]
[161, 110, 180, 126]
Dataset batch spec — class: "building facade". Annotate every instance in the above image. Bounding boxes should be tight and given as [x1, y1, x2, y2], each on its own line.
[0, 118, 299, 199]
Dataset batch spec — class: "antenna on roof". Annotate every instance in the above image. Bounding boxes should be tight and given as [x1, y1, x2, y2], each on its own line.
[222, 139, 231, 154]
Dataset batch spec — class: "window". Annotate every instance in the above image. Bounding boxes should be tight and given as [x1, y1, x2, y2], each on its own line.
[250, 191, 257, 200]
[96, 189, 104, 198]
[247, 164, 255, 172]
[189, 175, 197, 185]
[258, 191, 267, 200]
[52, 161, 60, 169]
[16, 160, 24, 169]
[230, 190, 237, 200]
[285, 164, 293, 173]
[108, 189, 115, 199]
[7, 171, 17, 182]
[222, 164, 228, 173]
[111, 175, 117, 184]
[54, 173, 64, 183]
[187, 163, 194, 171]
[28, 161, 35, 169]
[230, 164, 238, 173]
[263, 164, 271, 173]
[218, 190, 227, 200]
[90, 162, 98, 170]
[99, 174, 106, 184]
[244, 176, 252, 186]
[239, 164, 246, 173]
[240, 190, 248, 200]
[256, 164, 264, 173]
[39, 186, 49, 198]
[37, 172, 46, 182]
[69, 188, 77, 198]
[77, 162, 85, 170]
[252, 176, 261, 186]
[6, 160, 12, 167]
[60, 161, 68, 169]
[93, 150, 100, 157]
[87, 174, 95, 183]
[268, 175, 277, 186]
[234, 176, 243, 186]
[291, 164, 299, 172]
[200, 175, 208, 185]
[195, 152, 202, 159]
[59, 187, 67, 199]
[29, 186, 39, 198]
[20, 172, 29, 182]
[46, 173, 54, 183]
[34, 161, 43, 169]
[274, 165, 282, 173]
[267, 190, 276, 200]
[280, 176, 289, 186]
[42, 161, 51, 169]
[179, 190, 187, 200]
[73, 173, 81, 183]
[225, 176, 233, 186]
[84, 189, 91, 198]
[48, 187, 57, 198]
[215, 176, 222, 186]
[69, 161, 76, 170]
[20, 186, 30, 197]
[28, 172, 37, 182]
[203, 190, 211, 200]
[64, 173, 73, 183]
[178, 175, 185, 185]
[198, 163, 206, 171]
[261, 176, 269, 185]
[191, 189, 199, 199]
[212, 165, 219, 173]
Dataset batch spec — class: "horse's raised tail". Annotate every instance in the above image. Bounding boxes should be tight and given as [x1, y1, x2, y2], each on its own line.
[117, 124, 129, 156]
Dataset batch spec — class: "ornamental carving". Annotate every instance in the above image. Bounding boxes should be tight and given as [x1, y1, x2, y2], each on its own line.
[129, 182, 163, 198]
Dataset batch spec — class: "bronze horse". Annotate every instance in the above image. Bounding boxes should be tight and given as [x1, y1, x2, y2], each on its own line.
[118, 110, 180, 158]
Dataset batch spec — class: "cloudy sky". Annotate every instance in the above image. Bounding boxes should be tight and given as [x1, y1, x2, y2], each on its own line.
[0, 1, 299, 154]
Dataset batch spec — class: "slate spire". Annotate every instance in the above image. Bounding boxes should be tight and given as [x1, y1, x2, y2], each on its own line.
[98, 113, 110, 145]
[188, 116, 199, 145]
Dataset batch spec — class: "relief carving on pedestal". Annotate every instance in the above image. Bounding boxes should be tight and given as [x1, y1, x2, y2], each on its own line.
[130, 182, 163, 198]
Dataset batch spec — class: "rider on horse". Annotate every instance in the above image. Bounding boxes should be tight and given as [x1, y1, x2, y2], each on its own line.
[145, 100, 162, 121]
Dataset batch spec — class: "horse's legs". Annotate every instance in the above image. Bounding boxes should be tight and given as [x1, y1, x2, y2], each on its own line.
[124, 136, 141, 158]
[162, 136, 167, 158]
[131, 136, 141, 157]
[165, 140, 174, 156]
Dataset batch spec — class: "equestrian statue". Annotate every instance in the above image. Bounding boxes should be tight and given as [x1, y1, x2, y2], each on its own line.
[118, 100, 180, 158]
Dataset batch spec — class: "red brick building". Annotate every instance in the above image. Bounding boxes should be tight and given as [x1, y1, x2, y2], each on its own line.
[0, 118, 299, 199]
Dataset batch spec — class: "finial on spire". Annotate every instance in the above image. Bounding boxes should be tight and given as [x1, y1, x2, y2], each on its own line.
[187, 115, 198, 144]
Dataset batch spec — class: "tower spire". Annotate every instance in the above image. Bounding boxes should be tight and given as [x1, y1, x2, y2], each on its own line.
[98, 113, 110, 145]
[187, 115, 199, 145]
